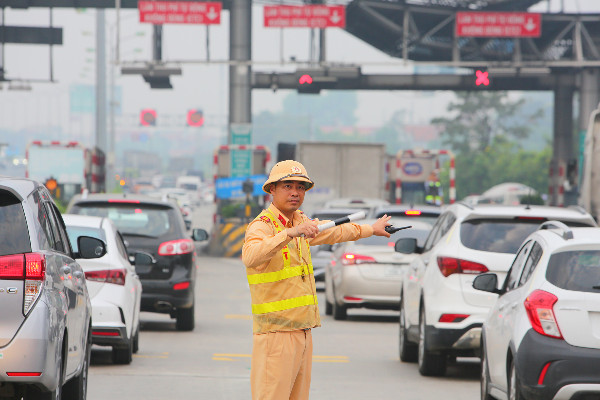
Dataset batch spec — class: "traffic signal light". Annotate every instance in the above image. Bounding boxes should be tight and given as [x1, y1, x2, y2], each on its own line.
[187, 109, 205, 127]
[474, 69, 491, 87]
[140, 109, 157, 126]
[44, 177, 59, 198]
[297, 74, 320, 94]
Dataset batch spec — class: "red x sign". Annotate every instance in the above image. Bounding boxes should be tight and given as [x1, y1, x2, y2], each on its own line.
[475, 70, 490, 86]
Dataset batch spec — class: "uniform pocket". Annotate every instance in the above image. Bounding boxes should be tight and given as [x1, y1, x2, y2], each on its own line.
[266, 331, 284, 358]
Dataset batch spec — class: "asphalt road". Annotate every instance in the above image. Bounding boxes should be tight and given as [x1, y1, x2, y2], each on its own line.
[87, 205, 480, 400]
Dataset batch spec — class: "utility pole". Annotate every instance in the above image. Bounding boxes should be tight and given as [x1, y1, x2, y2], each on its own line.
[228, 0, 252, 144]
[96, 9, 107, 190]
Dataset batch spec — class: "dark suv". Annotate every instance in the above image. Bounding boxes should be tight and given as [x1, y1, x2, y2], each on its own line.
[67, 193, 208, 331]
[0, 177, 106, 399]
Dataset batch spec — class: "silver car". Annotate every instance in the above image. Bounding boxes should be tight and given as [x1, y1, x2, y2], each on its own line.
[0, 178, 106, 399]
[324, 219, 433, 320]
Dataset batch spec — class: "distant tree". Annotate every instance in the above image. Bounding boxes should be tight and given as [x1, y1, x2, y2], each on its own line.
[439, 137, 552, 201]
[431, 91, 543, 154]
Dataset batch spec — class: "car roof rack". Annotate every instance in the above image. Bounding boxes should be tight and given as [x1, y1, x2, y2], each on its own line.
[539, 220, 573, 240]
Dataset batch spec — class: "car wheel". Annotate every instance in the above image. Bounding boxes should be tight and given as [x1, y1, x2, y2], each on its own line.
[132, 325, 140, 354]
[325, 298, 333, 316]
[112, 335, 133, 365]
[508, 359, 524, 400]
[418, 306, 446, 376]
[175, 304, 195, 331]
[480, 339, 494, 400]
[63, 328, 91, 399]
[332, 298, 347, 320]
[399, 298, 418, 363]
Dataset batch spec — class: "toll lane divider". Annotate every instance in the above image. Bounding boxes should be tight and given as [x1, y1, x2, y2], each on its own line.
[207, 222, 248, 258]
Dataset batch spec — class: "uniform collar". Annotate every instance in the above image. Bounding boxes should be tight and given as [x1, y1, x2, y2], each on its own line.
[268, 203, 300, 227]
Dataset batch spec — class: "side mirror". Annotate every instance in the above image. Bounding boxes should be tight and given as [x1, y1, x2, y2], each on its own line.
[472, 273, 501, 294]
[395, 238, 418, 254]
[192, 228, 209, 242]
[133, 251, 155, 265]
[77, 236, 107, 259]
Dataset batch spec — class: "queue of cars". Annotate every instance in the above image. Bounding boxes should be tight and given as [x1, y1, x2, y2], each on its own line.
[0, 177, 209, 399]
[317, 198, 600, 399]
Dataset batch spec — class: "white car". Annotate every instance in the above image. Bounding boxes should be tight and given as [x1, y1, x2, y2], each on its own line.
[325, 219, 433, 320]
[474, 222, 600, 400]
[63, 214, 145, 365]
[395, 203, 596, 376]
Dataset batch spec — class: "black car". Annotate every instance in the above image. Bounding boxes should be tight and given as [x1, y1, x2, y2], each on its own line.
[67, 193, 208, 331]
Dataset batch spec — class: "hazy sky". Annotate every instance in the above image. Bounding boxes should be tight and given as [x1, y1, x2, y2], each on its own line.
[0, 0, 599, 141]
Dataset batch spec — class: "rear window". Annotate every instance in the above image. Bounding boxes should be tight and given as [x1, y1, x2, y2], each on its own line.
[70, 202, 179, 238]
[461, 218, 593, 254]
[65, 226, 107, 253]
[0, 192, 31, 256]
[356, 228, 430, 247]
[374, 211, 440, 226]
[546, 250, 600, 293]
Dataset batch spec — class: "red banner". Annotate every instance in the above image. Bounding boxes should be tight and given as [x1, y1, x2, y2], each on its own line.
[456, 12, 541, 38]
[138, 1, 222, 25]
[264, 5, 346, 28]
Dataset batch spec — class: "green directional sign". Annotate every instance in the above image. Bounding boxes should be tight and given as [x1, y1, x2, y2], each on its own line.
[230, 123, 252, 177]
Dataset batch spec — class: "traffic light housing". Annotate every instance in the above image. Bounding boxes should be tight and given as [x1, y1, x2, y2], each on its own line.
[140, 109, 157, 126]
[187, 109, 205, 127]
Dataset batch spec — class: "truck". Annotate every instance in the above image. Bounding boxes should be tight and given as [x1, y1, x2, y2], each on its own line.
[388, 149, 456, 205]
[291, 141, 388, 216]
[26, 141, 105, 203]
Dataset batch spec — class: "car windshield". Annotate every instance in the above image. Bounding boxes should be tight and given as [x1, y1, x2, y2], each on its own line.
[461, 218, 593, 254]
[0, 192, 30, 256]
[65, 226, 107, 253]
[356, 228, 430, 247]
[374, 211, 440, 226]
[547, 250, 600, 293]
[70, 203, 176, 237]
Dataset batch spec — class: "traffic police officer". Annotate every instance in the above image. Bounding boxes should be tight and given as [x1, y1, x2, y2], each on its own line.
[242, 160, 392, 400]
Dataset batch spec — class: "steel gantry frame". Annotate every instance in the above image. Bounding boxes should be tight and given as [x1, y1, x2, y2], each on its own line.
[344, 0, 600, 68]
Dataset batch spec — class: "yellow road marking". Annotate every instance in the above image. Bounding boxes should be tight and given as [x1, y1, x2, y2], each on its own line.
[225, 314, 252, 320]
[214, 353, 251, 358]
[133, 355, 169, 359]
[211, 353, 349, 363]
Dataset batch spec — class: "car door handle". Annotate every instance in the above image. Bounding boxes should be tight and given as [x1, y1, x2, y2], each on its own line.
[61, 266, 72, 275]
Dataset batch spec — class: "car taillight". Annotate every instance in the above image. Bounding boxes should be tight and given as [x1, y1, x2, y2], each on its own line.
[341, 253, 376, 265]
[158, 239, 194, 256]
[173, 281, 190, 291]
[0, 255, 26, 279]
[437, 257, 488, 277]
[0, 253, 46, 316]
[405, 210, 422, 216]
[524, 290, 563, 339]
[85, 269, 126, 285]
[439, 314, 470, 323]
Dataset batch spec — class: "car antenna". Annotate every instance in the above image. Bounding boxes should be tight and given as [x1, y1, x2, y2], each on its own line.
[524, 187, 532, 210]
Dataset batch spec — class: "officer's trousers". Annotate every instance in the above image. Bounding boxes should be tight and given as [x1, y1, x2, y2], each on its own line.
[251, 329, 313, 400]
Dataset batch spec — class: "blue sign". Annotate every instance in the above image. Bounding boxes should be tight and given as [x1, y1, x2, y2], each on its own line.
[216, 175, 267, 199]
[403, 162, 423, 176]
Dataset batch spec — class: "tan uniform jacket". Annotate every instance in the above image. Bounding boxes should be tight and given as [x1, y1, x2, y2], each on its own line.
[242, 203, 373, 334]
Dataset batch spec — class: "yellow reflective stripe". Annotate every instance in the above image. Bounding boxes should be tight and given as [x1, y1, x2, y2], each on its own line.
[252, 294, 318, 315]
[247, 264, 314, 285]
